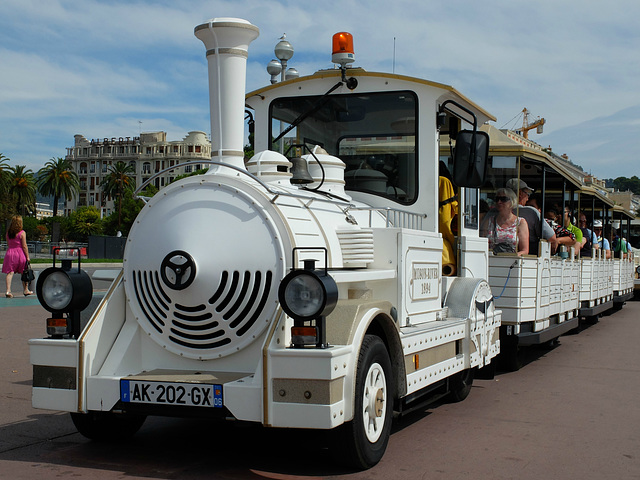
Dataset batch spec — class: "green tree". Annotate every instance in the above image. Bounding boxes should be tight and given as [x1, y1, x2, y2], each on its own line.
[37, 157, 80, 217]
[22, 216, 40, 242]
[41, 215, 73, 243]
[0, 154, 15, 223]
[102, 185, 158, 236]
[70, 206, 102, 241]
[170, 168, 208, 184]
[611, 176, 640, 195]
[9, 165, 36, 216]
[0, 153, 12, 191]
[101, 161, 136, 230]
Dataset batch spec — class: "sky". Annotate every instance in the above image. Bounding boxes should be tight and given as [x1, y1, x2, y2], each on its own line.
[1, 0, 640, 180]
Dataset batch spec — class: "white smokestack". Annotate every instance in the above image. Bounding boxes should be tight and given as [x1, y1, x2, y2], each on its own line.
[194, 18, 259, 172]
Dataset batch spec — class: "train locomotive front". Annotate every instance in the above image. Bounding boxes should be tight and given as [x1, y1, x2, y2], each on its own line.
[30, 16, 503, 469]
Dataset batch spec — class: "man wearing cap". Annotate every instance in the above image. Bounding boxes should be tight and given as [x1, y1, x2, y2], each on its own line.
[593, 220, 610, 259]
[506, 178, 557, 255]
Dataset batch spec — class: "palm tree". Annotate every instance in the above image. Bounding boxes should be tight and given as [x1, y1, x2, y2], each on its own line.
[102, 161, 136, 229]
[37, 157, 80, 217]
[9, 165, 36, 216]
[0, 153, 12, 189]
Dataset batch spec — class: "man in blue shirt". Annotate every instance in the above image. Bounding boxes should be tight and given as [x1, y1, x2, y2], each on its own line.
[593, 220, 610, 259]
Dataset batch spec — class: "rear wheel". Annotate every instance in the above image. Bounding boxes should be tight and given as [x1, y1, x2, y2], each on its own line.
[500, 331, 524, 371]
[336, 335, 394, 469]
[71, 411, 146, 441]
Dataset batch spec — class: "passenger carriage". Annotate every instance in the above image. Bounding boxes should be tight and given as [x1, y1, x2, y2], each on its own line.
[576, 185, 615, 320]
[611, 206, 635, 307]
[446, 126, 624, 370]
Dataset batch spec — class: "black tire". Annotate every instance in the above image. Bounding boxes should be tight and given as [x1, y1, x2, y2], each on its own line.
[448, 368, 474, 403]
[500, 334, 524, 372]
[336, 335, 394, 469]
[70, 411, 146, 441]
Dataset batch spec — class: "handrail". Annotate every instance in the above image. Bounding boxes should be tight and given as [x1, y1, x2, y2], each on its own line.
[133, 160, 426, 230]
[133, 160, 355, 208]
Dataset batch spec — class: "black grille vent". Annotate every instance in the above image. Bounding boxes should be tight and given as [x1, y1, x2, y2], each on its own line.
[132, 269, 273, 351]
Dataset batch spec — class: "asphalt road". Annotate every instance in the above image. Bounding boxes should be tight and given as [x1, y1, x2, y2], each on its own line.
[1, 286, 639, 479]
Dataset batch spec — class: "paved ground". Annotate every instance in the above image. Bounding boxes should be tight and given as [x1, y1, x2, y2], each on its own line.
[0, 289, 639, 479]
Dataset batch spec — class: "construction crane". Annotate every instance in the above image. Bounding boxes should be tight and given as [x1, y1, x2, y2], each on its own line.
[519, 107, 545, 139]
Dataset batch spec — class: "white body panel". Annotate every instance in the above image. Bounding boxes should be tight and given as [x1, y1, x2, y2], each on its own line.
[489, 242, 580, 335]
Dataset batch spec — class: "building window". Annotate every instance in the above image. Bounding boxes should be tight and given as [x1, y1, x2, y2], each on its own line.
[195, 145, 201, 153]
[185, 165, 192, 173]
[188, 146, 194, 153]
[143, 162, 151, 174]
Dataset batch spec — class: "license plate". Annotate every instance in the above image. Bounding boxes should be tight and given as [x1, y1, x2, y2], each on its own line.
[120, 380, 223, 408]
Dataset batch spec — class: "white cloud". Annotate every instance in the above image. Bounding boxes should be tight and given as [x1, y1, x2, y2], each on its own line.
[1, 0, 639, 178]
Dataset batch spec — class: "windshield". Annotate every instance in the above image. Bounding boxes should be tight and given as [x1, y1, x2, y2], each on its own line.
[269, 90, 418, 204]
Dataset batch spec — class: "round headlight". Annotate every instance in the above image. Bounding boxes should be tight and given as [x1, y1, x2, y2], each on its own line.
[636, 265, 640, 275]
[42, 270, 73, 311]
[283, 273, 325, 318]
[36, 266, 93, 314]
[279, 269, 338, 321]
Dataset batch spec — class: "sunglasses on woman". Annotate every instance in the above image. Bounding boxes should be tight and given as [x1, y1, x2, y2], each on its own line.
[495, 196, 510, 203]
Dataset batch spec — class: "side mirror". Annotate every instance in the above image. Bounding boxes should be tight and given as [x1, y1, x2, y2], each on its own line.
[452, 130, 489, 188]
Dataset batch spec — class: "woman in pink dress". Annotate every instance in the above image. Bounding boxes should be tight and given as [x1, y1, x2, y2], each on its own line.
[2, 215, 32, 297]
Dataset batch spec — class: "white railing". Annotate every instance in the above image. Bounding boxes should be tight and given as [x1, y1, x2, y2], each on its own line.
[347, 206, 426, 229]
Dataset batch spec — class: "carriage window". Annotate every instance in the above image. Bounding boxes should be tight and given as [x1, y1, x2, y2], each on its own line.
[270, 91, 418, 204]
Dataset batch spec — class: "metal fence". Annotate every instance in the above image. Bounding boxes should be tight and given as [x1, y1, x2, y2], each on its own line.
[0, 242, 89, 260]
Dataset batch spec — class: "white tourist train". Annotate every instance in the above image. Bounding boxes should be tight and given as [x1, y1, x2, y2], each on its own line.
[29, 17, 634, 469]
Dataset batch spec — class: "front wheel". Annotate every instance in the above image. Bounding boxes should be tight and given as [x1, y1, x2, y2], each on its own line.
[448, 368, 474, 402]
[336, 335, 394, 469]
[71, 411, 146, 441]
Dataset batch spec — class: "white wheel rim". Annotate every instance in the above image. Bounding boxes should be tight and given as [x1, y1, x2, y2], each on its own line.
[361, 361, 387, 443]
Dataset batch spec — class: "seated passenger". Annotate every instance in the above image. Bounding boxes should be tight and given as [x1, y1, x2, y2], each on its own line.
[563, 208, 584, 247]
[578, 212, 598, 258]
[545, 208, 581, 252]
[612, 227, 629, 259]
[480, 188, 529, 256]
[594, 220, 611, 259]
[506, 178, 557, 255]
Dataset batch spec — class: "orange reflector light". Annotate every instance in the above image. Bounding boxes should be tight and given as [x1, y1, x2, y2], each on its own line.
[332, 32, 355, 65]
[46, 316, 70, 337]
[47, 317, 67, 328]
[292, 326, 317, 338]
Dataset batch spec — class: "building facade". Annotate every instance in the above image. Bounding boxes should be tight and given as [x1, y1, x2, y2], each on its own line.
[64, 131, 211, 217]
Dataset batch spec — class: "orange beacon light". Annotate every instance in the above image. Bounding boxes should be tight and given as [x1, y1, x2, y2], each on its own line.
[332, 32, 355, 66]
